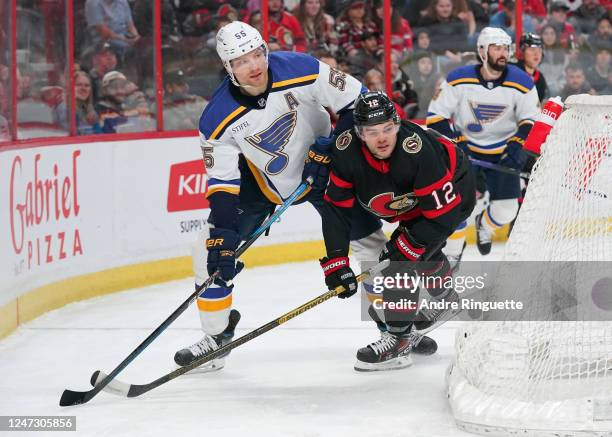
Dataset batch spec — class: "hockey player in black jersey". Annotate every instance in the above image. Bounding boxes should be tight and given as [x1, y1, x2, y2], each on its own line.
[317, 91, 476, 371]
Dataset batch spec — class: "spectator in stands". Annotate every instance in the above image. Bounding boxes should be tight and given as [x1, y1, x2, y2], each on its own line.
[415, 29, 432, 51]
[86, 41, 118, 103]
[412, 29, 445, 72]
[415, 0, 471, 55]
[267, 0, 307, 52]
[371, 0, 413, 56]
[347, 31, 381, 80]
[96, 70, 128, 133]
[162, 69, 207, 131]
[132, 0, 181, 43]
[514, 32, 549, 101]
[74, 71, 101, 135]
[586, 46, 611, 93]
[542, 2, 577, 49]
[540, 24, 569, 95]
[294, 0, 338, 54]
[336, 1, 378, 57]
[524, 0, 547, 23]
[560, 63, 596, 98]
[586, 15, 612, 51]
[470, 0, 492, 31]
[85, 0, 141, 60]
[401, 0, 432, 28]
[206, 15, 234, 50]
[362, 68, 408, 119]
[489, 0, 536, 38]
[313, 49, 338, 68]
[375, 51, 418, 117]
[337, 56, 352, 73]
[249, 10, 264, 34]
[570, 0, 607, 36]
[451, 0, 477, 39]
[407, 51, 440, 118]
[122, 80, 155, 132]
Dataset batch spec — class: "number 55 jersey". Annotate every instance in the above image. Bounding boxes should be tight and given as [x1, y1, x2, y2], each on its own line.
[199, 51, 365, 205]
[322, 121, 476, 255]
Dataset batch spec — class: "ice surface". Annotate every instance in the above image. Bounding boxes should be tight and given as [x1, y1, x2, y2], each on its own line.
[0, 245, 504, 437]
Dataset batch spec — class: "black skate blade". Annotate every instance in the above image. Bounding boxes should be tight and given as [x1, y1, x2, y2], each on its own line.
[354, 355, 413, 372]
[175, 359, 226, 375]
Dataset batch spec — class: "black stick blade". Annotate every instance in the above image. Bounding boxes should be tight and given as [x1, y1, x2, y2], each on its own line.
[59, 389, 89, 407]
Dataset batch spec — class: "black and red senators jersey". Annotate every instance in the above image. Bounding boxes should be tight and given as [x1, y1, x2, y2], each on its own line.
[321, 120, 475, 257]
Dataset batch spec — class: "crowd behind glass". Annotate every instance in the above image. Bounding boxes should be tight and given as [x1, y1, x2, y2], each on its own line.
[0, 0, 609, 142]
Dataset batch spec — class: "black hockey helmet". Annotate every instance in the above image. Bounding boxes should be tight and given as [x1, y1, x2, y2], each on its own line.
[353, 91, 400, 128]
[520, 32, 543, 49]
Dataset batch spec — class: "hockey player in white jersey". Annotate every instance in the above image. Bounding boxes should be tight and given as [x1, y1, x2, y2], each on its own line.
[173, 21, 387, 371]
[427, 27, 539, 259]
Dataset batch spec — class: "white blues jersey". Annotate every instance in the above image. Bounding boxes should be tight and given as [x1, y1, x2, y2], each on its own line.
[427, 64, 539, 155]
[199, 51, 365, 203]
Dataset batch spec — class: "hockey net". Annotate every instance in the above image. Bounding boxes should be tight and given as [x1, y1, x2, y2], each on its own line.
[447, 95, 612, 436]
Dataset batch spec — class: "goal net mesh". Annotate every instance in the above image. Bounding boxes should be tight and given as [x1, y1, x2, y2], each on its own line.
[448, 95, 612, 436]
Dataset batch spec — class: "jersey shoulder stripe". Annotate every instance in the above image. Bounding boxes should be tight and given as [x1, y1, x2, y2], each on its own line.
[446, 65, 479, 86]
[269, 52, 319, 92]
[501, 65, 535, 93]
[199, 78, 250, 139]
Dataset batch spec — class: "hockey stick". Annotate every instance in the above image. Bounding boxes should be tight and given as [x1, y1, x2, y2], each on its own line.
[469, 158, 530, 179]
[89, 259, 391, 399]
[59, 178, 313, 407]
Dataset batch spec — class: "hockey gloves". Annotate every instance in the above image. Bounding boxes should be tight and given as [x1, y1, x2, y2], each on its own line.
[380, 227, 426, 263]
[302, 135, 334, 191]
[206, 228, 242, 284]
[500, 140, 528, 170]
[320, 256, 358, 298]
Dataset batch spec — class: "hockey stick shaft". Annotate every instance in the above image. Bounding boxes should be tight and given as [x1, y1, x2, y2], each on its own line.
[59, 178, 312, 407]
[469, 157, 530, 179]
[91, 259, 391, 399]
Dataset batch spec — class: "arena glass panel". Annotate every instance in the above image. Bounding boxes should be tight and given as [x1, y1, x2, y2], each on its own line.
[16, 1, 69, 140]
[0, 0, 13, 143]
[73, 0, 156, 135]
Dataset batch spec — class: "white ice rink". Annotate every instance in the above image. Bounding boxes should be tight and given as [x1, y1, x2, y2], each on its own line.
[0, 246, 503, 437]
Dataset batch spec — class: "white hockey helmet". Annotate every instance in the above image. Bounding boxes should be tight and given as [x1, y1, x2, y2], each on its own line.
[477, 27, 512, 64]
[216, 21, 268, 87]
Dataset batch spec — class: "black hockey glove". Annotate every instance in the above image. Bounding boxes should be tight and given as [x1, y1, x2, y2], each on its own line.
[380, 227, 426, 263]
[206, 228, 241, 284]
[302, 136, 334, 191]
[320, 256, 358, 298]
[500, 141, 528, 170]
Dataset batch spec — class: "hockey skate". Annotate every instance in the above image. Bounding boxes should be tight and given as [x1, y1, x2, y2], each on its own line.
[174, 309, 241, 373]
[475, 211, 492, 255]
[367, 305, 437, 355]
[354, 329, 415, 372]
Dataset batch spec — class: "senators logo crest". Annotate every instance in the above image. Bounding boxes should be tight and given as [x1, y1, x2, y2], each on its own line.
[360, 192, 418, 218]
[402, 133, 422, 154]
[336, 131, 352, 151]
